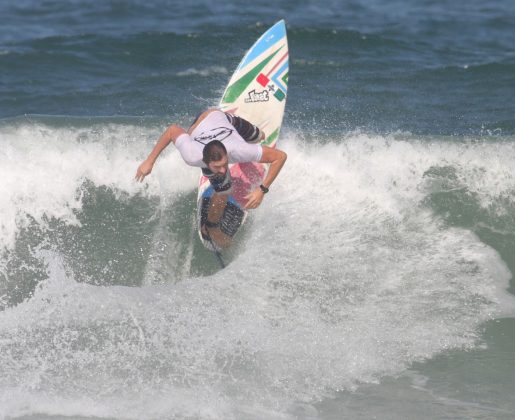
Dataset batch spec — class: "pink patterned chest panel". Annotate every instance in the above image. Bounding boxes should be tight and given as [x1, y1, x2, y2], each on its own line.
[199, 162, 266, 207]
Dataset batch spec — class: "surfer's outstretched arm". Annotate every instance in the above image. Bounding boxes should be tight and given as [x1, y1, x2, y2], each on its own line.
[244, 146, 287, 209]
[135, 124, 186, 182]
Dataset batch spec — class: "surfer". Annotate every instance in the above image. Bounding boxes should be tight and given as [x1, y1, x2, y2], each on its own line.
[135, 109, 287, 246]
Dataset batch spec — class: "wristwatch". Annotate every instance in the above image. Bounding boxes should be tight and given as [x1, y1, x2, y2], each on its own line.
[259, 184, 269, 194]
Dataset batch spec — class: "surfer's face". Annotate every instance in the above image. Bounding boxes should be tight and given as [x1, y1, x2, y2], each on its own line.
[207, 154, 229, 175]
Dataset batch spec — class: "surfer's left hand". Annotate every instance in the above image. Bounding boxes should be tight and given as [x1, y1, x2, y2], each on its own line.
[244, 189, 264, 209]
[135, 159, 154, 182]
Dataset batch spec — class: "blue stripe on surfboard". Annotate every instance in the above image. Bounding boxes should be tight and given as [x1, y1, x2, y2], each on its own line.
[237, 20, 286, 71]
[270, 60, 289, 93]
[202, 186, 241, 208]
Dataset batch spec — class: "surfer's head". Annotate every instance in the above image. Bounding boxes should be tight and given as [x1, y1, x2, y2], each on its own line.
[203, 140, 229, 174]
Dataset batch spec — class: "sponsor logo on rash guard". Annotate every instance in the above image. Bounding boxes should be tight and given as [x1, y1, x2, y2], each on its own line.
[244, 89, 270, 103]
[194, 127, 233, 144]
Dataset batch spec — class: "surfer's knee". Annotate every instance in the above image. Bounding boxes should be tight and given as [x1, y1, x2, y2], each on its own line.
[188, 109, 218, 134]
[200, 108, 218, 118]
[165, 124, 186, 142]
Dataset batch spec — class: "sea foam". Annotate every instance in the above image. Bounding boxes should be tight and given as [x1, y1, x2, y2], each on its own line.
[0, 120, 514, 419]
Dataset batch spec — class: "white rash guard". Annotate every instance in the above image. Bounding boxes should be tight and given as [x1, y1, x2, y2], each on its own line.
[174, 110, 263, 168]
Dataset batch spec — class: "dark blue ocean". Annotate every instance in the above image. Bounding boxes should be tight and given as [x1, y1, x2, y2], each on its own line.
[1, 1, 515, 419]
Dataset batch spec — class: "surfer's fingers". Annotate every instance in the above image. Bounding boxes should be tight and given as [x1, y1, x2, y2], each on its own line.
[244, 191, 263, 209]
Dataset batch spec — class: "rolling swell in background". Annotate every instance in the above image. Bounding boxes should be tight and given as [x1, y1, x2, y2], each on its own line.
[1, 0, 515, 419]
[2, 0, 515, 134]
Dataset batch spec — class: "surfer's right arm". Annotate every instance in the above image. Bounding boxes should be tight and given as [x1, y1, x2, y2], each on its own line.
[135, 124, 186, 182]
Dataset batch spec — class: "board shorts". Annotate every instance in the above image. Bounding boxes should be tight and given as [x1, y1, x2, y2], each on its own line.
[225, 113, 262, 143]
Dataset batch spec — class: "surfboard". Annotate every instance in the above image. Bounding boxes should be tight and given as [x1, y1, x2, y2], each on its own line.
[197, 20, 289, 251]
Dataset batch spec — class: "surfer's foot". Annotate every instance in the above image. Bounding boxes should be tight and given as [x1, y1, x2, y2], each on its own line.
[201, 219, 219, 238]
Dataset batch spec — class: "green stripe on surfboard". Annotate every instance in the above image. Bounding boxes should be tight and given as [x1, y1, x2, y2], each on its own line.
[222, 47, 283, 104]
[263, 128, 279, 145]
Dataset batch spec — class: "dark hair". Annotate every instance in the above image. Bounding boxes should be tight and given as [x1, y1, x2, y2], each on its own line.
[203, 140, 227, 164]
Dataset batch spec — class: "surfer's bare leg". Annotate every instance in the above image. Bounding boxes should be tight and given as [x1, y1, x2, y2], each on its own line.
[207, 193, 228, 224]
[204, 193, 232, 248]
[198, 129, 235, 249]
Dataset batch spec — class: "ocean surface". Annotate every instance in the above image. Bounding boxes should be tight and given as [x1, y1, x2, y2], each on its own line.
[1, 1, 515, 419]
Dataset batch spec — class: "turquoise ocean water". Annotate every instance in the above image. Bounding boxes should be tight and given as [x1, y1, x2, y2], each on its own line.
[1, 1, 515, 419]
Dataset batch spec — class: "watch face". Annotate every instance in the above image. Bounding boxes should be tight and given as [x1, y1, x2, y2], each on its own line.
[260, 185, 269, 193]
